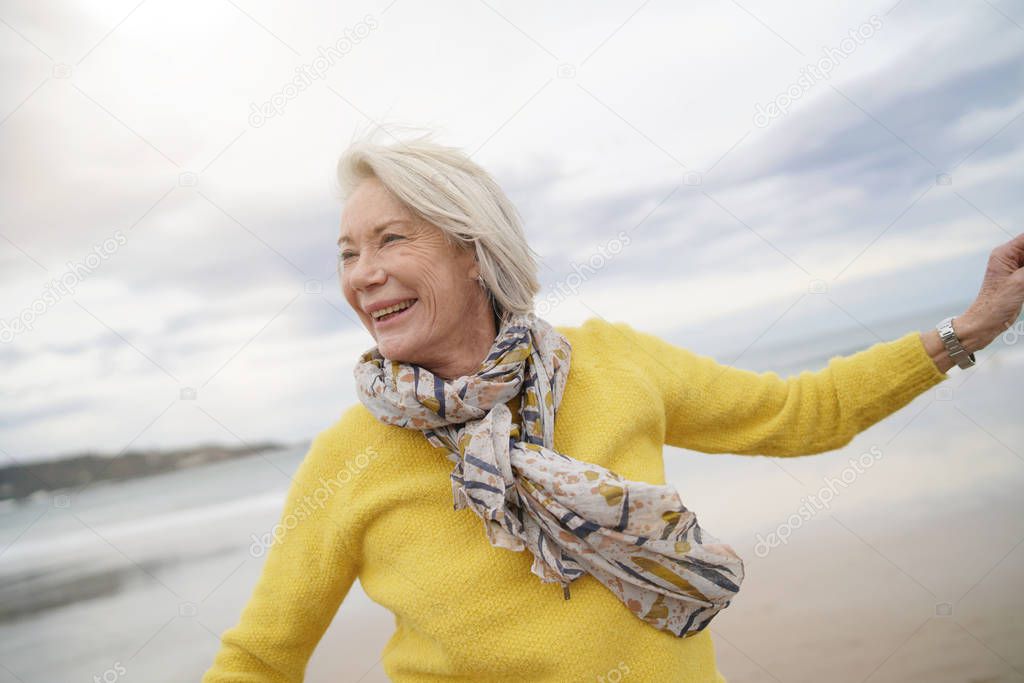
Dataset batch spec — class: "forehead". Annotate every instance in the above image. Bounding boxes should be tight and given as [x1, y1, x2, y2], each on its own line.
[338, 178, 414, 243]
[337, 219, 410, 245]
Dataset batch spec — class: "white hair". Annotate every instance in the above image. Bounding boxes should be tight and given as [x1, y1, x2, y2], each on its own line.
[335, 124, 541, 325]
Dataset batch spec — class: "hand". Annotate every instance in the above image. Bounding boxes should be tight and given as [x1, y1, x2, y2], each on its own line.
[959, 232, 1024, 352]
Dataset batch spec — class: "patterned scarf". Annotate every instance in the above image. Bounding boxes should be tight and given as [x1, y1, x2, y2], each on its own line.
[353, 311, 744, 638]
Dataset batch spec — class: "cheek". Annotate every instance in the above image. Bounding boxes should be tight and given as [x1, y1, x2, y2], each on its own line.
[404, 259, 447, 296]
[340, 277, 365, 317]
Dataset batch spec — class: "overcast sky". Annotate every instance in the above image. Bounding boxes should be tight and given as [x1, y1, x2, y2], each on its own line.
[1, 0, 1022, 463]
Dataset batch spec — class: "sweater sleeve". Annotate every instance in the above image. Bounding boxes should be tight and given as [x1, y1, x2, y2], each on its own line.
[201, 430, 363, 682]
[609, 321, 950, 456]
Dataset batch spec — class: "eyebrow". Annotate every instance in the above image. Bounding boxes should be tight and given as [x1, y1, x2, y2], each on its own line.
[337, 220, 407, 246]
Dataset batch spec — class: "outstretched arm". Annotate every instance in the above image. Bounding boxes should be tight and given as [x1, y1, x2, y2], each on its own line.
[619, 233, 1024, 457]
[617, 322, 949, 457]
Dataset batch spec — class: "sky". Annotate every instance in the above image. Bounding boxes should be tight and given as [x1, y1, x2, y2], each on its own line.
[1, 0, 1022, 463]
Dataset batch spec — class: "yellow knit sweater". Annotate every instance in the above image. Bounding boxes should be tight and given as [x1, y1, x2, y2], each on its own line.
[202, 317, 948, 682]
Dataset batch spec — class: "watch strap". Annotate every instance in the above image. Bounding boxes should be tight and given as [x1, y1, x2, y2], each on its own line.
[936, 316, 976, 369]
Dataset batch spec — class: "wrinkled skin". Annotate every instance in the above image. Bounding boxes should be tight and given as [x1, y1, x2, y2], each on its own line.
[338, 176, 497, 379]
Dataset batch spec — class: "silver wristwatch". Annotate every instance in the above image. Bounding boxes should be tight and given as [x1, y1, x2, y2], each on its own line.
[936, 316, 976, 369]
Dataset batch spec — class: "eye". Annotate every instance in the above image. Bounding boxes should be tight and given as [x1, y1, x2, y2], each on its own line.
[337, 233, 401, 264]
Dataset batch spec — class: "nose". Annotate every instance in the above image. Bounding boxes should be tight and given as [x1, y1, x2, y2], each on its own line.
[346, 250, 387, 293]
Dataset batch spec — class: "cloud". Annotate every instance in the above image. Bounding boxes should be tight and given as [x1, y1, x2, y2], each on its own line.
[1, 0, 1021, 461]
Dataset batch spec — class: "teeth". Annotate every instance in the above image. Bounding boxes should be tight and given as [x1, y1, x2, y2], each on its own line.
[371, 299, 416, 319]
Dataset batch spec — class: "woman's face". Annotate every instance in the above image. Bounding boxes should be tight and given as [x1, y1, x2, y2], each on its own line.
[338, 176, 493, 375]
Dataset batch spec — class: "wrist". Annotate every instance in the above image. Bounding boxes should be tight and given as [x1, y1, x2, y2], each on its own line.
[954, 312, 991, 354]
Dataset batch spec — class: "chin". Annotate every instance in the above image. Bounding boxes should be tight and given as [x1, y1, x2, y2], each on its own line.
[376, 338, 412, 362]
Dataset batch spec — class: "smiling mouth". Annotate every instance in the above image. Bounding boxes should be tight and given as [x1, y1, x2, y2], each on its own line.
[371, 298, 418, 325]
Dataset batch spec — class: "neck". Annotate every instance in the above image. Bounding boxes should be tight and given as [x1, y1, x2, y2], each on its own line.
[428, 305, 500, 380]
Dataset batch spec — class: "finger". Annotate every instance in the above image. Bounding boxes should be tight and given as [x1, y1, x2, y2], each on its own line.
[1004, 232, 1024, 261]
[995, 232, 1024, 268]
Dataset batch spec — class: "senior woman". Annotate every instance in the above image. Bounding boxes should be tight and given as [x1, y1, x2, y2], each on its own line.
[203, 131, 1024, 683]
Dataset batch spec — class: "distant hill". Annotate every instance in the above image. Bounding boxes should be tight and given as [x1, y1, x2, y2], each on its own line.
[0, 441, 292, 502]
